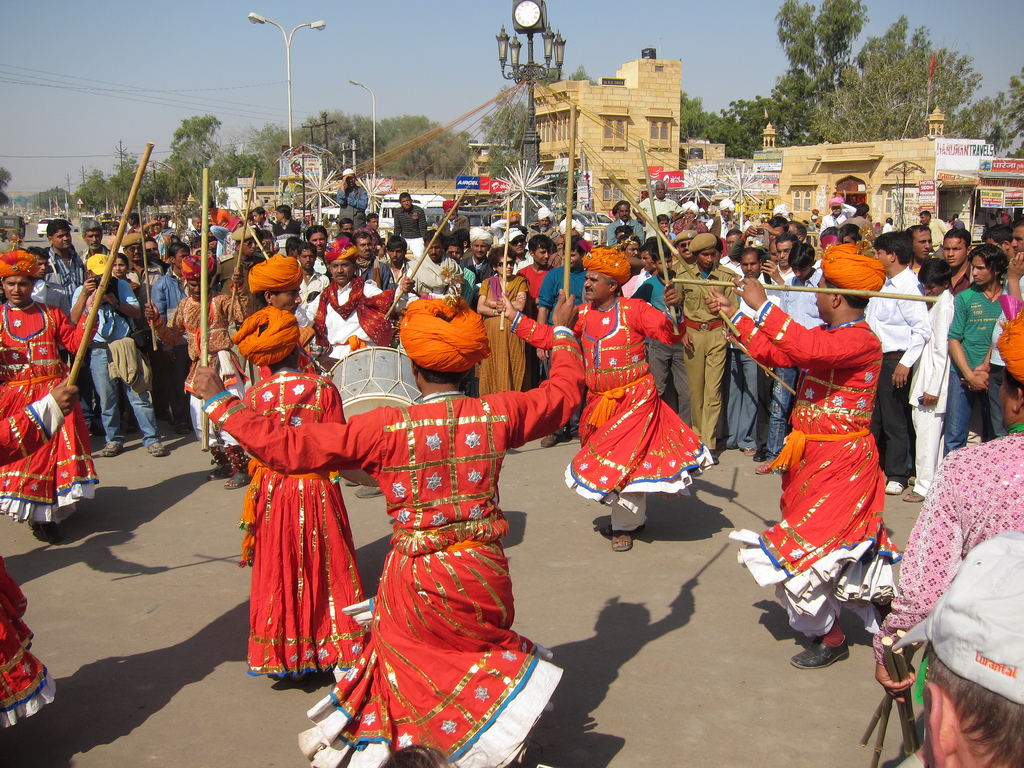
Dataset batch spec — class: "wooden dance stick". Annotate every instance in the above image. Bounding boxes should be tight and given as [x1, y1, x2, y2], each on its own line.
[606, 173, 795, 395]
[673, 278, 937, 303]
[67, 142, 154, 384]
[383, 190, 468, 320]
[139, 197, 158, 351]
[638, 140, 678, 334]
[499, 195, 511, 331]
[882, 636, 920, 755]
[562, 103, 578, 300]
[870, 696, 893, 768]
[228, 171, 263, 324]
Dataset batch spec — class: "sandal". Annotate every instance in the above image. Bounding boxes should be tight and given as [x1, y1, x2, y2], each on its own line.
[742, 447, 758, 456]
[902, 490, 926, 503]
[224, 471, 251, 490]
[611, 532, 633, 552]
[755, 462, 776, 475]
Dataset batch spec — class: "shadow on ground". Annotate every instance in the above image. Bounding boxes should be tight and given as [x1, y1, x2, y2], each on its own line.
[0, 601, 249, 768]
[527, 545, 728, 768]
[4, 469, 210, 586]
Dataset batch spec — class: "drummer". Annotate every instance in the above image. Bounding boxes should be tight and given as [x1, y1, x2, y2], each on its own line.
[312, 240, 396, 369]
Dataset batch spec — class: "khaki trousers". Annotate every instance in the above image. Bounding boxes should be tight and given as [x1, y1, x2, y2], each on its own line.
[683, 327, 727, 449]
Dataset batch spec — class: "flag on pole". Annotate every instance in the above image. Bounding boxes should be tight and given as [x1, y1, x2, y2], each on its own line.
[929, 51, 937, 80]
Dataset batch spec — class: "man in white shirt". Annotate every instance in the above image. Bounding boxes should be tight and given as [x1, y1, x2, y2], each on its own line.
[639, 180, 682, 238]
[865, 231, 932, 495]
[820, 196, 856, 229]
[313, 242, 394, 366]
[296, 241, 329, 325]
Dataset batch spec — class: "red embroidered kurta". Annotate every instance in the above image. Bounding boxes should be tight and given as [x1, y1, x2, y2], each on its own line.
[0, 303, 97, 521]
[205, 332, 584, 768]
[240, 370, 365, 677]
[735, 303, 897, 574]
[0, 396, 65, 725]
[155, 293, 247, 392]
[512, 298, 709, 500]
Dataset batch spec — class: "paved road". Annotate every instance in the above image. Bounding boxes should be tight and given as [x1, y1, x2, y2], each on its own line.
[0, 415, 922, 767]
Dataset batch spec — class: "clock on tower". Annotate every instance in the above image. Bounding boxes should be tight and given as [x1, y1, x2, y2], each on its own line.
[512, 0, 547, 33]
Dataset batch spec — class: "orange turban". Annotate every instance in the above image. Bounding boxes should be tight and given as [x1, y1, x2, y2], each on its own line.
[400, 299, 490, 373]
[821, 243, 886, 292]
[248, 254, 303, 293]
[0, 250, 41, 280]
[232, 307, 300, 367]
[997, 307, 1024, 384]
[181, 254, 216, 281]
[583, 247, 631, 285]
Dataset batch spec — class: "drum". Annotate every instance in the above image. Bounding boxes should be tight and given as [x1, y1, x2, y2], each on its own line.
[332, 346, 421, 419]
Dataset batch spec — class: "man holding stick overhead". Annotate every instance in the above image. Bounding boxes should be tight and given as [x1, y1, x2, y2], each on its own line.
[191, 293, 584, 768]
[506, 247, 713, 553]
[705, 243, 900, 669]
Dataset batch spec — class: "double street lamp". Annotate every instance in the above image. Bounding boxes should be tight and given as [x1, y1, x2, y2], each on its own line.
[496, 1, 565, 175]
[248, 12, 326, 148]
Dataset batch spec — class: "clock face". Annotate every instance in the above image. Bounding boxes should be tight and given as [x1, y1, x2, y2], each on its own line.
[514, 1, 541, 27]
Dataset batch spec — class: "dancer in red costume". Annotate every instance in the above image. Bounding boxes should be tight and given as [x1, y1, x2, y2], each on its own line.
[231, 306, 366, 680]
[0, 250, 97, 544]
[192, 293, 583, 768]
[505, 246, 713, 552]
[0, 381, 82, 726]
[705, 243, 900, 669]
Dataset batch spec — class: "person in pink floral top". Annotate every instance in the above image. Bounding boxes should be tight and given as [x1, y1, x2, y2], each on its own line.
[874, 308, 1024, 697]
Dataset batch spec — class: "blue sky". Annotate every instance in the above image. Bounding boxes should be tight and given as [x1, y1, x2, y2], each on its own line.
[1, 0, 1020, 195]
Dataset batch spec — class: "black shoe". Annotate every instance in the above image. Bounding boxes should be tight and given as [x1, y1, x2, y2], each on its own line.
[790, 642, 849, 670]
[539, 434, 560, 448]
[88, 421, 105, 437]
[753, 449, 768, 463]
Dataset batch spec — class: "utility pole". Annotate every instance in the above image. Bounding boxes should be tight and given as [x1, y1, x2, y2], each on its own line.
[115, 140, 128, 167]
[315, 111, 335, 149]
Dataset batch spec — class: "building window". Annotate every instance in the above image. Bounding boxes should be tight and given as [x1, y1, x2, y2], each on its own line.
[648, 119, 671, 148]
[791, 188, 813, 213]
[602, 183, 624, 203]
[603, 118, 627, 150]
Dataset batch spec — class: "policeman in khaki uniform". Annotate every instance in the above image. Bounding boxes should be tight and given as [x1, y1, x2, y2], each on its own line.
[681, 233, 734, 454]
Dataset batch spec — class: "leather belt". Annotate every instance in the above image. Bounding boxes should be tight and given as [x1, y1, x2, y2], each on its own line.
[684, 318, 723, 332]
[882, 351, 906, 361]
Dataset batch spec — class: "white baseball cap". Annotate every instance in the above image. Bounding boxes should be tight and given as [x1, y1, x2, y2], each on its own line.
[897, 531, 1024, 704]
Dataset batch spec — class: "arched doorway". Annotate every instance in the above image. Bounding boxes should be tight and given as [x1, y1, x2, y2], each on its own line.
[835, 176, 867, 207]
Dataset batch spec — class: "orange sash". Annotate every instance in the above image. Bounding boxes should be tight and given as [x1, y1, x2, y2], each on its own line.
[768, 428, 870, 473]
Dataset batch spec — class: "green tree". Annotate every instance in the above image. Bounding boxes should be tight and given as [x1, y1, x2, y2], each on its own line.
[679, 92, 711, 141]
[74, 169, 109, 212]
[567, 65, 596, 86]
[814, 18, 987, 143]
[34, 187, 68, 213]
[776, 0, 868, 95]
[168, 115, 222, 198]
[0, 167, 10, 207]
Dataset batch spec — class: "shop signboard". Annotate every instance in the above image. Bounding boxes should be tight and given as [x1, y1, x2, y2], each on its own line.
[979, 189, 1005, 208]
[935, 139, 995, 172]
[987, 158, 1024, 173]
[1004, 189, 1024, 207]
[918, 180, 937, 208]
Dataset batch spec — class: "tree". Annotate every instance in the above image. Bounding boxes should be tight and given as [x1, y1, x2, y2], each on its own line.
[776, 0, 868, 96]
[168, 115, 222, 198]
[567, 65, 596, 86]
[34, 187, 68, 213]
[0, 167, 10, 207]
[814, 18, 987, 143]
[74, 169, 109, 213]
[679, 92, 711, 141]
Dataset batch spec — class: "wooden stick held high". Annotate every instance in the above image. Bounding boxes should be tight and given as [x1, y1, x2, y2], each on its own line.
[200, 167, 211, 452]
[673, 278, 937, 303]
[562, 103, 578, 300]
[383, 190, 468, 320]
[638, 140, 678, 334]
[67, 143, 154, 384]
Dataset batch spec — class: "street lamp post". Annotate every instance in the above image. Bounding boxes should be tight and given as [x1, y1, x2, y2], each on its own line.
[348, 80, 376, 176]
[496, 5, 564, 222]
[248, 12, 326, 148]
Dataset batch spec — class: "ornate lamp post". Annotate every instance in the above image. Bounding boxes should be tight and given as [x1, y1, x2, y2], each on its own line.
[496, 1, 565, 219]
